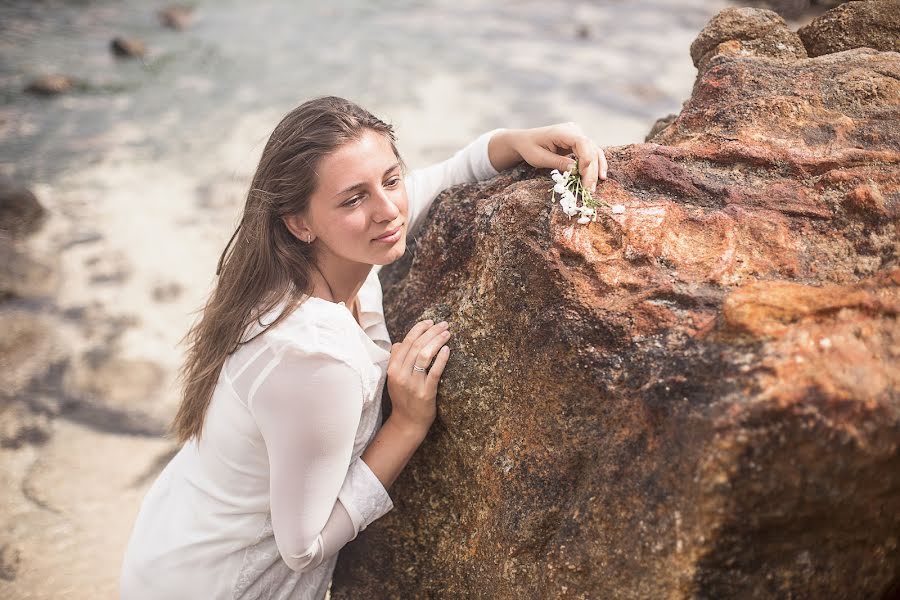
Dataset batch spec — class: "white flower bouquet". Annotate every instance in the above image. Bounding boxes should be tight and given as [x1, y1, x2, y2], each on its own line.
[549, 160, 624, 223]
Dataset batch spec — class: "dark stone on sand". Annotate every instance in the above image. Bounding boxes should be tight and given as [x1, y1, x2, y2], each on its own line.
[0, 176, 46, 237]
[24, 74, 75, 96]
[110, 37, 147, 58]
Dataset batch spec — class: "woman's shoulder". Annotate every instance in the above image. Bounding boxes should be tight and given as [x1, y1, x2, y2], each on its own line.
[238, 296, 363, 364]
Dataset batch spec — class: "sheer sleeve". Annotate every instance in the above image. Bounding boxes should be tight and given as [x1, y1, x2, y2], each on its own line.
[404, 127, 506, 239]
[248, 345, 394, 573]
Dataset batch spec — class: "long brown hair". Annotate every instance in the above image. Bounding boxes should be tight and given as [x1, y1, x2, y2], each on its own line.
[169, 95, 407, 445]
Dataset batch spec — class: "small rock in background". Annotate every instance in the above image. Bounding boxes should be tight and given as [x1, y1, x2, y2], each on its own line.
[23, 74, 76, 96]
[0, 177, 46, 237]
[110, 36, 147, 58]
[158, 5, 196, 30]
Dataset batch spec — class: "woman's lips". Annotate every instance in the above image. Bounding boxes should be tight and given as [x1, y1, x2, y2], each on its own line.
[374, 224, 402, 242]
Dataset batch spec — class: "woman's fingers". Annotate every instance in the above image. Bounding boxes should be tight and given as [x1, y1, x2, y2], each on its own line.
[426, 344, 451, 390]
[559, 128, 598, 193]
[390, 319, 434, 370]
[529, 145, 576, 174]
[403, 323, 451, 374]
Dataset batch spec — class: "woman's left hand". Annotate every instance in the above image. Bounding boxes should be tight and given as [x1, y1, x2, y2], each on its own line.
[500, 123, 608, 193]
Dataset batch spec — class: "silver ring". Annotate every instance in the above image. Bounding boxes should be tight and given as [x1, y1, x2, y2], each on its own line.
[412, 364, 427, 373]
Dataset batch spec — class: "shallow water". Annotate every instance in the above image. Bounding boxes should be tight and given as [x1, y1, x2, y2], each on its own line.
[2, 0, 734, 182]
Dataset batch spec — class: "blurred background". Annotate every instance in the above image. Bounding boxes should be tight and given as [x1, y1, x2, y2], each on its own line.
[0, 1, 826, 597]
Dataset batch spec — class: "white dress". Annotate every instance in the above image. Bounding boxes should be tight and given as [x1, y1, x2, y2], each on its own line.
[119, 127, 504, 600]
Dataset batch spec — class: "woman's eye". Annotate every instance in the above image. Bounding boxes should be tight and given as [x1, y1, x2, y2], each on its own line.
[344, 179, 400, 207]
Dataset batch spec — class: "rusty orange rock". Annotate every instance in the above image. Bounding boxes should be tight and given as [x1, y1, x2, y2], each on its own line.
[333, 6, 899, 599]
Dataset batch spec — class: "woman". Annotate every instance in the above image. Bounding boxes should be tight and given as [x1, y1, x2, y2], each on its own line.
[119, 95, 607, 599]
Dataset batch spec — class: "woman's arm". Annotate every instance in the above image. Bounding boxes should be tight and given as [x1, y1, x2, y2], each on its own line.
[488, 122, 609, 193]
[249, 346, 394, 573]
[486, 128, 525, 173]
[403, 123, 608, 239]
[360, 416, 426, 490]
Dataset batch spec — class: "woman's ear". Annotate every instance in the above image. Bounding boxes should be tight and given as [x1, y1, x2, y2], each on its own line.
[282, 213, 313, 243]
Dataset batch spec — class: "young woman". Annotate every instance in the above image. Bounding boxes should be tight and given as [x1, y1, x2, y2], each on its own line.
[119, 95, 607, 599]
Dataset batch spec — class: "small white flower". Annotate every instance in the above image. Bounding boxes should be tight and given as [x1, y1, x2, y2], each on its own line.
[577, 215, 591, 224]
[579, 206, 595, 217]
[554, 182, 567, 194]
[563, 189, 576, 203]
[611, 204, 625, 214]
[559, 197, 579, 217]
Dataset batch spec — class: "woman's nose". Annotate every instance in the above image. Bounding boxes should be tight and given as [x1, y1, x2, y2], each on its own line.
[374, 186, 401, 221]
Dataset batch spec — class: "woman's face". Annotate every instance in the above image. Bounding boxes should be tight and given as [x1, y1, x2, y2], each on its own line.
[290, 129, 408, 268]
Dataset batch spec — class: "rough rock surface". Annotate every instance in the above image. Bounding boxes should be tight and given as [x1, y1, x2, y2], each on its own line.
[690, 7, 807, 74]
[798, 0, 900, 57]
[332, 8, 900, 600]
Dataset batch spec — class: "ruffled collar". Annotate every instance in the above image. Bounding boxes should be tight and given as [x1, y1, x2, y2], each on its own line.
[239, 268, 392, 367]
[305, 267, 392, 364]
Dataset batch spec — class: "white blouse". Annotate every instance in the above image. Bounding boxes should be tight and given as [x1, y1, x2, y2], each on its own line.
[119, 127, 504, 600]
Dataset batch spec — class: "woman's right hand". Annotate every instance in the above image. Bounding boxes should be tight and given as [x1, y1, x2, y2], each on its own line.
[386, 319, 452, 435]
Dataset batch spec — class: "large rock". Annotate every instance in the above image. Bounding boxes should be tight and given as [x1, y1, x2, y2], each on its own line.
[799, 0, 900, 57]
[332, 13, 900, 600]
